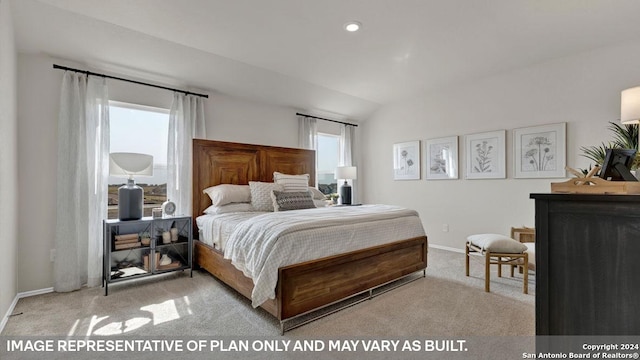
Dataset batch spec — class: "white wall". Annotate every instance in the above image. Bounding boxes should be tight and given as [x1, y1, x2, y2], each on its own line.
[0, 0, 18, 323]
[16, 53, 306, 292]
[361, 40, 640, 251]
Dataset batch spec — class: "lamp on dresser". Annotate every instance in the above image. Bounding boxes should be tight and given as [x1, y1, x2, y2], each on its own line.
[110, 152, 153, 220]
[335, 166, 357, 205]
[621, 86, 640, 125]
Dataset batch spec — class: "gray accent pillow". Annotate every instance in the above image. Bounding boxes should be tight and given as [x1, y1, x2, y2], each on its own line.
[271, 190, 316, 211]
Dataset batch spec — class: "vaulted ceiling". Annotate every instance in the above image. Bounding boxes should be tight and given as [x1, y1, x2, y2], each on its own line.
[12, 0, 640, 121]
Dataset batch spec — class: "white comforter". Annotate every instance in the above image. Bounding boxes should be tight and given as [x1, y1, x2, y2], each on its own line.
[219, 204, 426, 307]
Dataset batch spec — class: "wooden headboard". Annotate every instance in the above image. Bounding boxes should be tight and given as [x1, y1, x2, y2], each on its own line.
[192, 139, 316, 235]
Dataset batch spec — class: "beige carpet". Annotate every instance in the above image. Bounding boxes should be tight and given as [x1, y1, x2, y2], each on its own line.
[2, 248, 534, 337]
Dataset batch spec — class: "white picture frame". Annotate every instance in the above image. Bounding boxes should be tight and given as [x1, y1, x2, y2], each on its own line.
[393, 141, 421, 180]
[513, 122, 566, 178]
[465, 130, 506, 179]
[426, 136, 458, 180]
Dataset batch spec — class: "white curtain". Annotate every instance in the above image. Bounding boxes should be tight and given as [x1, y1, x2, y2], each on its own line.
[85, 76, 110, 287]
[340, 124, 358, 203]
[298, 115, 317, 150]
[298, 115, 318, 186]
[168, 93, 206, 216]
[55, 73, 109, 291]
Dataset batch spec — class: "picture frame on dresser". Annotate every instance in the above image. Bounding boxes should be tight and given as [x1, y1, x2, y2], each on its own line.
[393, 140, 421, 180]
[513, 122, 566, 178]
[425, 136, 458, 180]
[464, 130, 506, 179]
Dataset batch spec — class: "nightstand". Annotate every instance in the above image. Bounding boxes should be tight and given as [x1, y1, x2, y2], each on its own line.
[102, 216, 192, 295]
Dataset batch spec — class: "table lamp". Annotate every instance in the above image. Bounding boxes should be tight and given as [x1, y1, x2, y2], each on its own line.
[335, 166, 357, 205]
[110, 152, 153, 220]
[621, 86, 640, 125]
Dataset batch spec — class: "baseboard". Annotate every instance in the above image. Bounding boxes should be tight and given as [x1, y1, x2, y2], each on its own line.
[0, 287, 53, 334]
[428, 243, 465, 254]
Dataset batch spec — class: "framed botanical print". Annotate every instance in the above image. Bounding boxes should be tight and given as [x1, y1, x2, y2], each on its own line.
[465, 130, 506, 179]
[393, 141, 421, 180]
[513, 122, 566, 178]
[425, 136, 458, 180]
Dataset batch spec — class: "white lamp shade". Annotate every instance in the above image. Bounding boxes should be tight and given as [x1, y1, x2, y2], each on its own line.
[335, 166, 357, 180]
[621, 86, 640, 124]
[110, 153, 153, 177]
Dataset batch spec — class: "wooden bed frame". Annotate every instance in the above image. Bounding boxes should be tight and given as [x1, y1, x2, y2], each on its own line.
[192, 139, 428, 332]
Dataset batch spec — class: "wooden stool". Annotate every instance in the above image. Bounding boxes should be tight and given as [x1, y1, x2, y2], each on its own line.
[465, 234, 529, 294]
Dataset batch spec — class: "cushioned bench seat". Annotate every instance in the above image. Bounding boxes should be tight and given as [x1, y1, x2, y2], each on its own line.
[465, 233, 529, 294]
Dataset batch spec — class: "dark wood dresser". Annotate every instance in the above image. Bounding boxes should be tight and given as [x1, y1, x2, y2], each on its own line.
[531, 193, 640, 335]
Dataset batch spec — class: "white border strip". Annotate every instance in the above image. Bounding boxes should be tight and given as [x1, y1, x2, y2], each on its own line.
[0, 287, 53, 333]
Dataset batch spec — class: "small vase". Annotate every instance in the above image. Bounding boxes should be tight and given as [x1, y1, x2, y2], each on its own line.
[170, 228, 179, 242]
[162, 231, 171, 244]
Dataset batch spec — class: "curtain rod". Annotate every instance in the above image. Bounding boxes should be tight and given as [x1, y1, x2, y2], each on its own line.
[52, 64, 209, 99]
[296, 112, 358, 127]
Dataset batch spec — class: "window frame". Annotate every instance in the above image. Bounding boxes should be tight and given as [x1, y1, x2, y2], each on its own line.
[316, 132, 341, 195]
[107, 101, 170, 219]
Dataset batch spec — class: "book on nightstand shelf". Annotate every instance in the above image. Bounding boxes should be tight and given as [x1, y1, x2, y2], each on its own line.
[156, 262, 182, 270]
[115, 241, 141, 250]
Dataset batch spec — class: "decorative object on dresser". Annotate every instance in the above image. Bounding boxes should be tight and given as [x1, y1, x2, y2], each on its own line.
[109, 152, 154, 221]
[551, 164, 640, 194]
[103, 216, 192, 295]
[598, 148, 637, 181]
[335, 166, 357, 205]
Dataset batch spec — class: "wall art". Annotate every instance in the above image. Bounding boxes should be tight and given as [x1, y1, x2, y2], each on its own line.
[393, 141, 421, 180]
[426, 136, 458, 180]
[465, 130, 506, 179]
[514, 123, 566, 178]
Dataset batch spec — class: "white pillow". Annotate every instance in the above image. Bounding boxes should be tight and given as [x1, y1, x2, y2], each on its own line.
[203, 184, 251, 206]
[314, 199, 329, 208]
[249, 181, 283, 212]
[204, 203, 255, 215]
[273, 172, 310, 192]
[308, 187, 326, 200]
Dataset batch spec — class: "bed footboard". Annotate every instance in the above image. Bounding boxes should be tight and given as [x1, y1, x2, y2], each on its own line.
[194, 236, 427, 322]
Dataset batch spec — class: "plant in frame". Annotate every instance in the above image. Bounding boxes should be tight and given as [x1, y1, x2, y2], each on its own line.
[523, 135, 554, 171]
[430, 144, 449, 174]
[394, 141, 420, 180]
[400, 149, 415, 174]
[473, 141, 493, 172]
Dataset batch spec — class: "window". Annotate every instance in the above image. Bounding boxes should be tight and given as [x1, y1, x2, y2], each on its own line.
[108, 102, 170, 219]
[317, 133, 340, 195]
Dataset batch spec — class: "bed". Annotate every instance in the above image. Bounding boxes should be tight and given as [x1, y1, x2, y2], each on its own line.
[191, 139, 428, 333]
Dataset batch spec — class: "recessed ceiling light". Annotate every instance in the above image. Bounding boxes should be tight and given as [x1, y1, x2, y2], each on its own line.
[344, 21, 361, 32]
